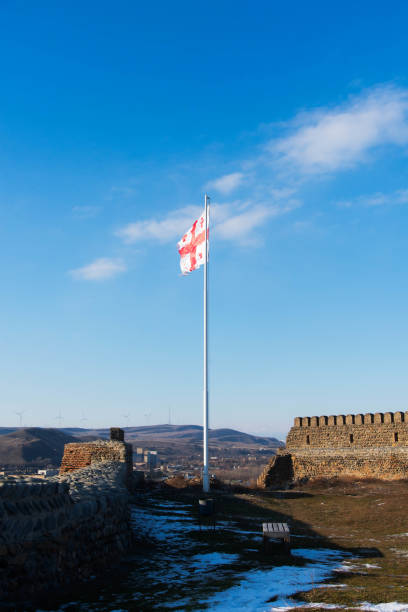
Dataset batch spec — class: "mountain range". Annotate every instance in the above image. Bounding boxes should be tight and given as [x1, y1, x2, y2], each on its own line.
[0, 425, 282, 466]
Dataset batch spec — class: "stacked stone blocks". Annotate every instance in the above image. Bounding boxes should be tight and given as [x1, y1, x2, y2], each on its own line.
[258, 410, 408, 487]
[0, 428, 134, 605]
[288, 411, 408, 449]
[0, 462, 132, 605]
[59, 427, 133, 485]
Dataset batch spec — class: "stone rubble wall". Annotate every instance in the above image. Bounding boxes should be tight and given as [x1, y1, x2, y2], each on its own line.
[0, 461, 132, 607]
[60, 439, 133, 485]
[257, 452, 294, 488]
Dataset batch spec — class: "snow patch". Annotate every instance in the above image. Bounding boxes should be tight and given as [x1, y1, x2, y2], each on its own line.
[200, 548, 349, 611]
[358, 604, 408, 611]
[190, 552, 239, 569]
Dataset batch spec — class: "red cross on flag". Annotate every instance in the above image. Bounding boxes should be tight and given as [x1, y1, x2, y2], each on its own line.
[177, 209, 209, 275]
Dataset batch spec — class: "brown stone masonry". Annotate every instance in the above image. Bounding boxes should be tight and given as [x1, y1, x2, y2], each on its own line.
[0, 462, 133, 606]
[287, 411, 408, 449]
[258, 411, 408, 487]
[59, 427, 133, 485]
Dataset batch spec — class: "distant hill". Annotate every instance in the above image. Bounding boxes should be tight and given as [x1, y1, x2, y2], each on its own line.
[0, 425, 282, 466]
[61, 424, 282, 448]
[0, 424, 281, 448]
[0, 428, 79, 466]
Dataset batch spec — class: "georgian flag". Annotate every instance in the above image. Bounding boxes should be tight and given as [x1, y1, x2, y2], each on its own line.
[177, 209, 209, 275]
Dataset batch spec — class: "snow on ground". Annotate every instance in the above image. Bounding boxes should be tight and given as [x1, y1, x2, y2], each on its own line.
[131, 499, 197, 545]
[42, 496, 379, 611]
[131, 500, 360, 611]
[199, 548, 349, 611]
[263, 604, 408, 611]
[270, 605, 344, 610]
[190, 552, 240, 570]
[358, 604, 408, 611]
[334, 561, 372, 573]
[390, 548, 408, 557]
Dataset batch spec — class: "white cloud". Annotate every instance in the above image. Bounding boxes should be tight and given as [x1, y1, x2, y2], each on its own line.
[268, 187, 297, 200]
[115, 206, 201, 244]
[271, 86, 408, 174]
[336, 189, 408, 208]
[69, 258, 126, 281]
[116, 199, 299, 247]
[214, 200, 300, 244]
[206, 172, 245, 194]
[214, 205, 272, 244]
[364, 189, 408, 206]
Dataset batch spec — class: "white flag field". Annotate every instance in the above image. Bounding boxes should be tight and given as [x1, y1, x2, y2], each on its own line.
[177, 209, 209, 274]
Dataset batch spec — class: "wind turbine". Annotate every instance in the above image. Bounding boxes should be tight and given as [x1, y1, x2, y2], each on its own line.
[15, 410, 26, 427]
[122, 413, 130, 427]
[80, 410, 88, 429]
[55, 410, 63, 428]
[144, 412, 151, 426]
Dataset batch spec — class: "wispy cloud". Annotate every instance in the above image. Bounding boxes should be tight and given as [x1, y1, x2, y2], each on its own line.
[69, 258, 126, 281]
[72, 205, 101, 219]
[213, 205, 273, 245]
[214, 200, 300, 244]
[206, 172, 245, 194]
[116, 200, 299, 247]
[336, 188, 408, 208]
[115, 206, 201, 244]
[270, 86, 408, 174]
[79, 83, 408, 273]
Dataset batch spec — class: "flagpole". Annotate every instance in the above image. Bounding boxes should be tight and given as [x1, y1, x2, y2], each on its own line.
[203, 193, 210, 493]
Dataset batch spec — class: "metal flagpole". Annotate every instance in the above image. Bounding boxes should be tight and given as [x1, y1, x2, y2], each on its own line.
[203, 193, 210, 493]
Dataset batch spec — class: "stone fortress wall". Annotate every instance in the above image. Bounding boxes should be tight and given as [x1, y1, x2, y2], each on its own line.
[0, 428, 134, 606]
[258, 411, 408, 487]
[287, 411, 408, 449]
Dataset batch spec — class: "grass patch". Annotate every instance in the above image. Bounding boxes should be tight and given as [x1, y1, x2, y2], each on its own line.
[154, 478, 408, 608]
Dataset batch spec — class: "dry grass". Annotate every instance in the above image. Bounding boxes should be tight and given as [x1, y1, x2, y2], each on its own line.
[213, 466, 263, 480]
[159, 477, 408, 608]
[273, 479, 408, 608]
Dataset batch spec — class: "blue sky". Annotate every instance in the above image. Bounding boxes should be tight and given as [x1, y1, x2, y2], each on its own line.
[1, 1, 408, 437]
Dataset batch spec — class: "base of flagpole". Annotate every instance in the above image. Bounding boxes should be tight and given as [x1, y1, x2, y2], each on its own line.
[203, 469, 210, 493]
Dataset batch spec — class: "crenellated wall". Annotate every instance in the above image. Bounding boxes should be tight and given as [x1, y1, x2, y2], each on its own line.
[287, 411, 408, 449]
[258, 411, 408, 487]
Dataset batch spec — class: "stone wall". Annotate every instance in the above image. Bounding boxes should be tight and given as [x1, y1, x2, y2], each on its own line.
[257, 452, 294, 488]
[60, 427, 133, 486]
[287, 411, 408, 449]
[258, 411, 408, 487]
[0, 460, 133, 607]
[290, 447, 408, 480]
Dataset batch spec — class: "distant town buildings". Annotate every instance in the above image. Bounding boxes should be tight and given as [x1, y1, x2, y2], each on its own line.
[134, 447, 159, 472]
